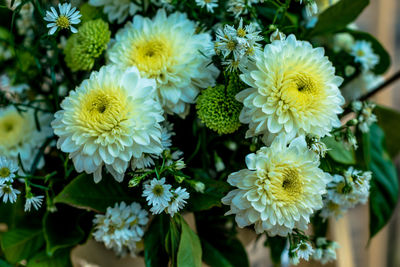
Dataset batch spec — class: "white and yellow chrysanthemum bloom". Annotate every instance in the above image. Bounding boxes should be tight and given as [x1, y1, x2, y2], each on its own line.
[237, 35, 344, 143]
[107, 9, 219, 117]
[0, 106, 52, 171]
[222, 134, 331, 236]
[52, 65, 164, 183]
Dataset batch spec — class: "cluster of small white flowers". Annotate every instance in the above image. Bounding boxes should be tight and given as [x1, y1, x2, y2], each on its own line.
[226, 0, 263, 18]
[290, 240, 314, 265]
[44, 3, 81, 35]
[309, 136, 328, 158]
[321, 167, 371, 220]
[92, 201, 149, 257]
[0, 156, 20, 203]
[215, 18, 262, 71]
[142, 177, 189, 216]
[352, 101, 378, 133]
[195, 0, 218, 13]
[350, 40, 380, 72]
[312, 238, 339, 264]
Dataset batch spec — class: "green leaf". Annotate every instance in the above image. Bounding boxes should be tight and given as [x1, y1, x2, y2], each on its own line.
[0, 258, 12, 267]
[374, 105, 400, 157]
[53, 174, 135, 212]
[27, 249, 72, 267]
[1, 229, 44, 264]
[266, 236, 287, 265]
[177, 217, 202, 267]
[165, 216, 181, 267]
[43, 205, 89, 256]
[345, 30, 391, 75]
[308, 0, 369, 37]
[144, 215, 169, 267]
[201, 239, 234, 267]
[322, 136, 356, 165]
[364, 124, 399, 238]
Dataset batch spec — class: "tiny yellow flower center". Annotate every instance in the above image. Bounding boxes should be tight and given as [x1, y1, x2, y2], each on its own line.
[269, 167, 304, 204]
[227, 40, 236, 51]
[237, 28, 246, 38]
[56, 15, 70, 29]
[356, 49, 365, 57]
[152, 185, 164, 196]
[0, 167, 11, 178]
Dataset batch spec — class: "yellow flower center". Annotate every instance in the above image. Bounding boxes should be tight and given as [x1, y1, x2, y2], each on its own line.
[0, 112, 26, 149]
[77, 87, 131, 137]
[0, 167, 10, 178]
[152, 185, 164, 196]
[270, 167, 303, 204]
[237, 28, 246, 37]
[56, 16, 70, 29]
[356, 49, 365, 57]
[129, 35, 174, 78]
[227, 40, 236, 51]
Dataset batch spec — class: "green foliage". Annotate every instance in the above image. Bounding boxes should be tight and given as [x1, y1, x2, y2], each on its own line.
[345, 30, 391, 75]
[361, 124, 399, 238]
[374, 105, 400, 158]
[308, 0, 369, 37]
[27, 249, 72, 267]
[0, 228, 44, 264]
[266, 236, 287, 265]
[322, 136, 356, 165]
[144, 215, 169, 267]
[53, 173, 135, 212]
[177, 217, 202, 267]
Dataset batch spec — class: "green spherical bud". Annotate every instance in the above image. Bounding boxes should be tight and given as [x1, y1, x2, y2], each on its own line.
[79, 3, 103, 23]
[196, 83, 242, 135]
[64, 19, 111, 72]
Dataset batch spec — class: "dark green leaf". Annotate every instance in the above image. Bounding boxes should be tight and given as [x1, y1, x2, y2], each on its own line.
[0, 258, 12, 267]
[374, 105, 400, 157]
[144, 215, 169, 267]
[308, 0, 369, 37]
[201, 239, 234, 267]
[177, 217, 202, 267]
[165, 216, 181, 267]
[364, 124, 399, 238]
[43, 205, 89, 256]
[322, 136, 356, 165]
[266, 236, 287, 265]
[345, 30, 391, 75]
[1, 229, 44, 264]
[53, 174, 135, 212]
[27, 249, 72, 267]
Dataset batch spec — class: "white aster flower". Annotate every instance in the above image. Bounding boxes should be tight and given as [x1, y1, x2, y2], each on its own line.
[89, 0, 142, 24]
[237, 34, 344, 143]
[24, 194, 44, 212]
[195, 0, 218, 13]
[293, 240, 314, 261]
[142, 177, 173, 210]
[227, 0, 247, 18]
[44, 3, 81, 35]
[222, 134, 331, 236]
[354, 102, 377, 133]
[93, 201, 148, 257]
[0, 106, 52, 172]
[0, 184, 20, 203]
[0, 156, 18, 184]
[350, 40, 379, 71]
[313, 238, 339, 264]
[107, 9, 219, 117]
[167, 187, 190, 217]
[269, 29, 286, 42]
[52, 65, 164, 183]
[309, 136, 328, 158]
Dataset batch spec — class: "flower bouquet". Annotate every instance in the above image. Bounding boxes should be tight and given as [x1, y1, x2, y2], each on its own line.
[0, 0, 398, 266]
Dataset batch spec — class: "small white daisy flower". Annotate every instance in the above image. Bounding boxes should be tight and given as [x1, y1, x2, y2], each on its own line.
[293, 240, 314, 261]
[142, 177, 173, 209]
[195, 0, 218, 13]
[24, 194, 44, 212]
[44, 3, 81, 35]
[0, 156, 19, 184]
[167, 187, 190, 217]
[0, 184, 20, 203]
[350, 40, 380, 71]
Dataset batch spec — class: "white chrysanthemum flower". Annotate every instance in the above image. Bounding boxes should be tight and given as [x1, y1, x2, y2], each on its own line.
[24, 194, 44, 212]
[237, 35, 344, 143]
[0, 184, 20, 203]
[293, 240, 314, 262]
[52, 65, 164, 183]
[93, 201, 148, 257]
[350, 40, 379, 71]
[167, 187, 190, 217]
[0, 106, 52, 172]
[89, 0, 142, 24]
[195, 0, 218, 13]
[107, 9, 219, 117]
[142, 177, 173, 210]
[0, 156, 18, 184]
[221, 134, 331, 236]
[44, 3, 81, 35]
